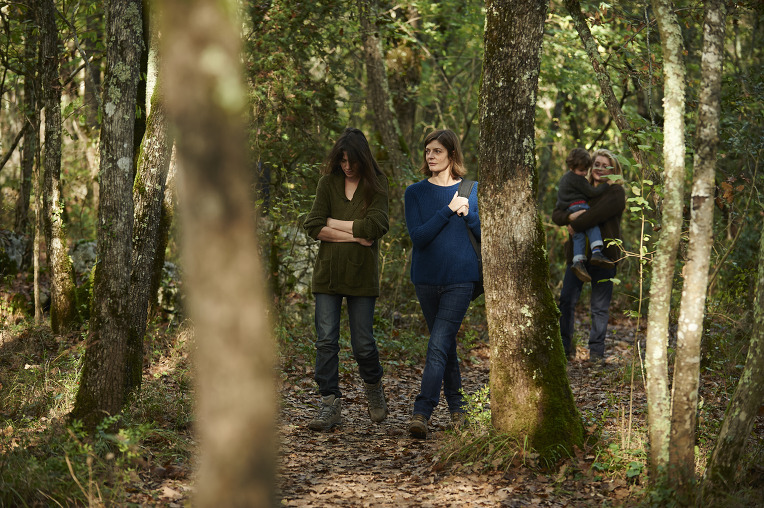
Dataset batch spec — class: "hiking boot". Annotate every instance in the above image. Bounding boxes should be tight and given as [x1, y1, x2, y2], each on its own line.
[308, 394, 341, 432]
[364, 380, 388, 423]
[408, 414, 428, 439]
[572, 261, 591, 283]
[450, 411, 467, 430]
[590, 250, 615, 269]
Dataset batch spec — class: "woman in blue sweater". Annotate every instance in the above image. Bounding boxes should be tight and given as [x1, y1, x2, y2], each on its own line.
[404, 129, 480, 439]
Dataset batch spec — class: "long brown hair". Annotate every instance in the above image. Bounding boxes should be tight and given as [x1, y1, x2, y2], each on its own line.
[419, 129, 467, 178]
[324, 128, 384, 209]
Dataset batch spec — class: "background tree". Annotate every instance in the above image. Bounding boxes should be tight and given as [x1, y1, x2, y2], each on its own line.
[669, 0, 727, 496]
[162, 0, 277, 503]
[480, 0, 582, 454]
[38, 0, 78, 332]
[72, 0, 143, 428]
[641, 0, 686, 479]
[702, 223, 764, 502]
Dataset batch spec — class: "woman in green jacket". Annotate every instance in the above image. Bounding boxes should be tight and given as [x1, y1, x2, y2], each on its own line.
[303, 128, 390, 431]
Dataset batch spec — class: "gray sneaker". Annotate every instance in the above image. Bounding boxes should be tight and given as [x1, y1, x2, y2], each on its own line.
[308, 394, 341, 432]
[364, 380, 388, 422]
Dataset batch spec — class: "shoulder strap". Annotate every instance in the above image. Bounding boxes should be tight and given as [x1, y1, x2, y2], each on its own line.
[456, 180, 480, 257]
[458, 179, 475, 198]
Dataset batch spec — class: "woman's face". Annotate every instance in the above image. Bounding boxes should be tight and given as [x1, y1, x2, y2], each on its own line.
[425, 140, 450, 175]
[592, 155, 614, 183]
[340, 152, 359, 181]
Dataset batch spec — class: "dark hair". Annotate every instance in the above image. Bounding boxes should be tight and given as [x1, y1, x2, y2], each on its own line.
[565, 148, 592, 172]
[324, 128, 384, 209]
[419, 129, 467, 178]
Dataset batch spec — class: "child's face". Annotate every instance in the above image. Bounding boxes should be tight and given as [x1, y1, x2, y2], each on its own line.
[572, 166, 589, 177]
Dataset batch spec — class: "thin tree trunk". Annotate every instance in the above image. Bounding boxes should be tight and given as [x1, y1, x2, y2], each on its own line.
[563, 0, 649, 174]
[702, 225, 764, 501]
[38, 0, 78, 333]
[16, 17, 37, 235]
[669, 0, 727, 496]
[358, 0, 407, 214]
[162, 0, 276, 505]
[72, 0, 143, 428]
[481, 0, 583, 455]
[126, 79, 173, 395]
[642, 0, 687, 482]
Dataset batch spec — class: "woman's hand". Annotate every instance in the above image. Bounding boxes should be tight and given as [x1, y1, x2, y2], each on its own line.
[568, 209, 586, 222]
[448, 191, 469, 215]
[356, 237, 373, 247]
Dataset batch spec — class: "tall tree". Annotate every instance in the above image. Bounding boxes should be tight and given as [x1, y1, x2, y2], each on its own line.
[72, 0, 143, 428]
[125, 77, 173, 395]
[669, 0, 727, 495]
[38, 0, 78, 332]
[162, 0, 276, 504]
[643, 0, 686, 480]
[702, 223, 764, 502]
[480, 0, 583, 453]
[15, 0, 38, 235]
[563, 0, 648, 173]
[358, 0, 407, 210]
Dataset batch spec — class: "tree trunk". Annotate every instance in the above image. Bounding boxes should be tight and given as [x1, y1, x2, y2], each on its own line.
[480, 0, 583, 455]
[643, 0, 687, 482]
[83, 9, 103, 131]
[72, 0, 143, 429]
[563, 0, 649, 174]
[702, 225, 764, 501]
[15, 0, 38, 235]
[162, 0, 276, 505]
[358, 0, 407, 214]
[38, 0, 78, 333]
[126, 78, 173, 395]
[669, 0, 727, 496]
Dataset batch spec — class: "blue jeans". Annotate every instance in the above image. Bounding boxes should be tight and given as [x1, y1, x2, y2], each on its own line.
[413, 283, 473, 418]
[568, 203, 603, 263]
[314, 293, 383, 397]
[559, 263, 616, 358]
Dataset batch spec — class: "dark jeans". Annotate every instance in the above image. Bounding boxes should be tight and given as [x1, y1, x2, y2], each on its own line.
[314, 293, 383, 397]
[568, 204, 603, 262]
[559, 263, 616, 358]
[413, 282, 473, 418]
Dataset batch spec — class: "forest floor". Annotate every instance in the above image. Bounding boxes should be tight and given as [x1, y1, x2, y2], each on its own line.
[276, 315, 653, 507]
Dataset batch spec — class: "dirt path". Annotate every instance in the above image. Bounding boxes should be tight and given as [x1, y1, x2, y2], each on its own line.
[277, 321, 644, 507]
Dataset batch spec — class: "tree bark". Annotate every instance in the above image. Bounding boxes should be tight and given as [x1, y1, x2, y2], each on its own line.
[358, 0, 407, 214]
[563, 0, 649, 174]
[126, 78, 173, 395]
[669, 0, 727, 495]
[162, 0, 276, 505]
[642, 0, 687, 482]
[38, 0, 78, 333]
[72, 0, 143, 428]
[15, 4, 37, 236]
[480, 0, 583, 455]
[702, 224, 764, 501]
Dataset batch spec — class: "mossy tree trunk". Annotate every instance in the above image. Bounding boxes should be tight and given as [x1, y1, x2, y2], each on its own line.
[669, 0, 727, 497]
[702, 223, 764, 502]
[38, 0, 78, 333]
[126, 78, 173, 396]
[72, 0, 143, 428]
[162, 0, 276, 505]
[643, 0, 686, 481]
[480, 0, 583, 455]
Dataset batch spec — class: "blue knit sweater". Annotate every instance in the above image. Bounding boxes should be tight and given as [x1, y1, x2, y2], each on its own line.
[404, 179, 481, 285]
